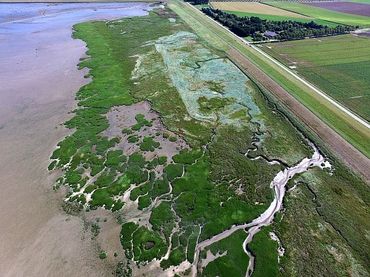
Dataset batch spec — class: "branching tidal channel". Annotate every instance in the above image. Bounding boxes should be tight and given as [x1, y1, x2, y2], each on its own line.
[191, 140, 331, 277]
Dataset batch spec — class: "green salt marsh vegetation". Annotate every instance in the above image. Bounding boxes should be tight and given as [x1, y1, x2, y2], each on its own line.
[49, 6, 370, 277]
[201, 230, 249, 276]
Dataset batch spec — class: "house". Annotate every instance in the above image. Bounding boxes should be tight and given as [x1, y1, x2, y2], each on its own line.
[264, 31, 278, 38]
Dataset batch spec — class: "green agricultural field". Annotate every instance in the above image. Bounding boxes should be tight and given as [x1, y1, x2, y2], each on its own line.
[266, 2, 370, 26]
[350, 0, 370, 3]
[223, 10, 338, 27]
[261, 35, 370, 121]
[50, 4, 370, 277]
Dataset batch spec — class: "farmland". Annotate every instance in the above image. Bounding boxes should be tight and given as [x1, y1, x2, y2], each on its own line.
[210, 2, 308, 18]
[260, 34, 370, 121]
[266, 1, 370, 26]
[220, 10, 338, 27]
[306, 1, 370, 17]
[208, 1, 340, 27]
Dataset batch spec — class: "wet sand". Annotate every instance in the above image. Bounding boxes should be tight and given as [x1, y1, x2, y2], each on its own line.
[0, 3, 149, 276]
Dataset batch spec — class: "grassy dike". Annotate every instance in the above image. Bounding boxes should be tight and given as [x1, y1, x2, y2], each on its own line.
[50, 6, 369, 277]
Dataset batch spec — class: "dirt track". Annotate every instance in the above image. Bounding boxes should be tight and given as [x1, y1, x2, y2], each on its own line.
[228, 48, 370, 182]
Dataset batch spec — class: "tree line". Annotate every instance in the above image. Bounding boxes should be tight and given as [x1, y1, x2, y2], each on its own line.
[202, 8, 356, 41]
[184, 0, 209, 4]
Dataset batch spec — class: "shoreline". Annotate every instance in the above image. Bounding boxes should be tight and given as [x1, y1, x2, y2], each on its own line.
[0, 3, 150, 276]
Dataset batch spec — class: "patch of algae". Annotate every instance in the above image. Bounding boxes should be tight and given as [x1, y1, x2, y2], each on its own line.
[155, 31, 265, 131]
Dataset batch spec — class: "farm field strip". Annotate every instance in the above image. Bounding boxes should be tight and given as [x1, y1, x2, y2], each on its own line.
[350, 0, 370, 3]
[261, 35, 370, 121]
[210, 1, 308, 18]
[169, 0, 370, 164]
[221, 10, 338, 26]
[306, 1, 370, 17]
[266, 1, 370, 26]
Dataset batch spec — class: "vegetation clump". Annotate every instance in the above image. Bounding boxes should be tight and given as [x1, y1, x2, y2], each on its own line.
[132, 114, 152, 131]
[197, 96, 234, 114]
[140, 136, 160, 152]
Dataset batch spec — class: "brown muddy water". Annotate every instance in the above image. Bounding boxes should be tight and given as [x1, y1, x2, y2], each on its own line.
[0, 3, 150, 276]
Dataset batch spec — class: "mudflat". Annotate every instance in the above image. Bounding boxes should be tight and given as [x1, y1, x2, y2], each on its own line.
[0, 3, 150, 276]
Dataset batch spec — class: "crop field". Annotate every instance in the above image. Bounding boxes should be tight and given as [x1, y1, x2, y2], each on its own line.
[266, 1, 370, 26]
[221, 10, 338, 26]
[306, 1, 370, 17]
[351, 0, 370, 3]
[48, 3, 370, 277]
[210, 2, 308, 18]
[260, 34, 370, 121]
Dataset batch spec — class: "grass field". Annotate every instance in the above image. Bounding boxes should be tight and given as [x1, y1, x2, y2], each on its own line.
[266, 1, 370, 26]
[210, 2, 308, 18]
[169, 0, 370, 158]
[260, 35, 370, 121]
[350, 0, 370, 3]
[222, 10, 338, 27]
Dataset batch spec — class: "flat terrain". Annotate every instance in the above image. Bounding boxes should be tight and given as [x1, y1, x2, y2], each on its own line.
[260, 35, 370, 121]
[266, 1, 370, 26]
[45, 4, 370, 275]
[221, 9, 338, 26]
[2, 2, 370, 277]
[210, 1, 308, 18]
[306, 1, 370, 17]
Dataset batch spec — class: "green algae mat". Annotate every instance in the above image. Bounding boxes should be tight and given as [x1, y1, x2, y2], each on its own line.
[49, 8, 370, 277]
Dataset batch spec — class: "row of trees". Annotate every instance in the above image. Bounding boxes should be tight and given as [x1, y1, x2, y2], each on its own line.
[184, 0, 209, 4]
[202, 8, 356, 41]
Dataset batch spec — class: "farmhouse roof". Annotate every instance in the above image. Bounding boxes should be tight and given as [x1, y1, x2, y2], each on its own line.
[264, 31, 277, 37]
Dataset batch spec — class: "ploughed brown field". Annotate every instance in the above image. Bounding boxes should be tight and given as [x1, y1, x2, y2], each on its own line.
[306, 1, 370, 17]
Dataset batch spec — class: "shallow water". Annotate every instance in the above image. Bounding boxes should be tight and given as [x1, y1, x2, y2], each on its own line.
[0, 3, 150, 276]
